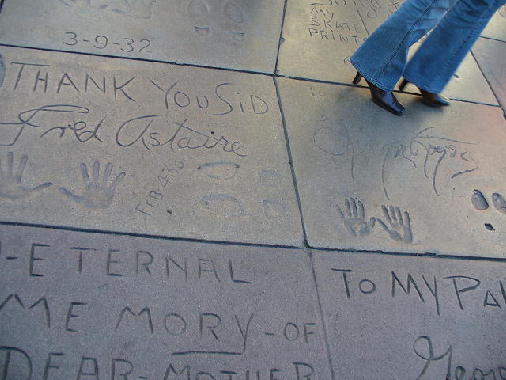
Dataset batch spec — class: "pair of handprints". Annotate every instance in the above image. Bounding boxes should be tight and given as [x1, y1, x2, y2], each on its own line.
[336, 197, 413, 243]
[0, 152, 124, 209]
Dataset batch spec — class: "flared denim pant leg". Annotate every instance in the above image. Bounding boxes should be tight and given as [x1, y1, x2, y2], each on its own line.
[404, 0, 505, 93]
[351, 0, 456, 91]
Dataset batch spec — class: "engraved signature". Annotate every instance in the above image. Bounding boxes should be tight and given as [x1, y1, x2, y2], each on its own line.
[414, 335, 506, 380]
[382, 128, 478, 199]
[0, 104, 103, 146]
[0, 105, 248, 157]
[116, 116, 248, 157]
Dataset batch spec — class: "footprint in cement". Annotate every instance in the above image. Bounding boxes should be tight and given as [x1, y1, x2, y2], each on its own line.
[197, 161, 239, 180]
[262, 199, 287, 219]
[0, 54, 5, 88]
[200, 193, 245, 217]
[492, 192, 506, 214]
[471, 189, 489, 210]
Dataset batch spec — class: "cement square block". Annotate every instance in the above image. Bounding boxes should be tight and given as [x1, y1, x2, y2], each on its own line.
[482, 5, 506, 42]
[0, 224, 332, 379]
[312, 250, 506, 379]
[473, 38, 506, 115]
[402, 43, 498, 106]
[0, 0, 285, 73]
[277, 77, 506, 257]
[278, 0, 497, 104]
[0, 46, 303, 246]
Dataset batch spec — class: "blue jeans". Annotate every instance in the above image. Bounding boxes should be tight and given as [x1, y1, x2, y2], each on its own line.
[351, 0, 505, 92]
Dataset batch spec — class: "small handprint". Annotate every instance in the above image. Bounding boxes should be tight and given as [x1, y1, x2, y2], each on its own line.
[0, 152, 52, 200]
[374, 205, 413, 243]
[337, 197, 373, 237]
[59, 161, 125, 209]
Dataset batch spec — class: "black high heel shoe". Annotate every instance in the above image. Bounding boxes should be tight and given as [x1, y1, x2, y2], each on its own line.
[353, 72, 404, 116]
[399, 79, 450, 108]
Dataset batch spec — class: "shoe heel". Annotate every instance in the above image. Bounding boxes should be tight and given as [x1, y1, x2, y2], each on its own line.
[353, 72, 362, 85]
[399, 79, 409, 92]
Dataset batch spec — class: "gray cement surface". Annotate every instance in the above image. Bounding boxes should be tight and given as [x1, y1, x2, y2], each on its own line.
[0, 225, 331, 379]
[1, 1, 506, 378]
[0, 0, 284, 73]
[0, 46, 303, 246]
[277, 0, 498, 105]
[482, 4, 506, 42]
[473, 38, 506, 115]
[277, 77, 506, 257]
[313, 249, 506, 379]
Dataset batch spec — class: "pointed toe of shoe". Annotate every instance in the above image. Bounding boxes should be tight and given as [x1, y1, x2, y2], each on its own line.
[420, 90, 450, 107]
[372, 96, 404, 115]
[370, 90, 405, 116]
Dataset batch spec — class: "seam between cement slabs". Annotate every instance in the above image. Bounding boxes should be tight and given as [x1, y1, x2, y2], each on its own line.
[0, 220, 302, 250]
[467, 48, 502, 108]
[471, 49, 506, 117]
[0, 221, 506, 263]
[2, 220, 506, 263]
[274, 0, 289, 75]
[274, 77, 310, 245]
[311, 245, 506, 263]
[479, 35, 506, 44]
[276, 73, 503, 108]
[0, 42, 273, 76]
[0, 42, 501, 109]
[309, 249, 337, 380]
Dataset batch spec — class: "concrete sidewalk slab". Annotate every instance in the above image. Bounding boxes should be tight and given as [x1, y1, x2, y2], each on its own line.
[278, 0, 497, 105]
[401, 42, 498, 106]
[313, 249, 506, 379]
[482, 5, 506, 42]
[0, 0, 284, 73]
[0, 224, 331, 379]
[0, 46, 303, 246]
[473, 38, 506, 116]
[277, 77, 506, 257]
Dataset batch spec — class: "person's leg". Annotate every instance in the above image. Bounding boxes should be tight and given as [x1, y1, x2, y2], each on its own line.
[351, 0, 455, 91]
[404, 0, 505, 93]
